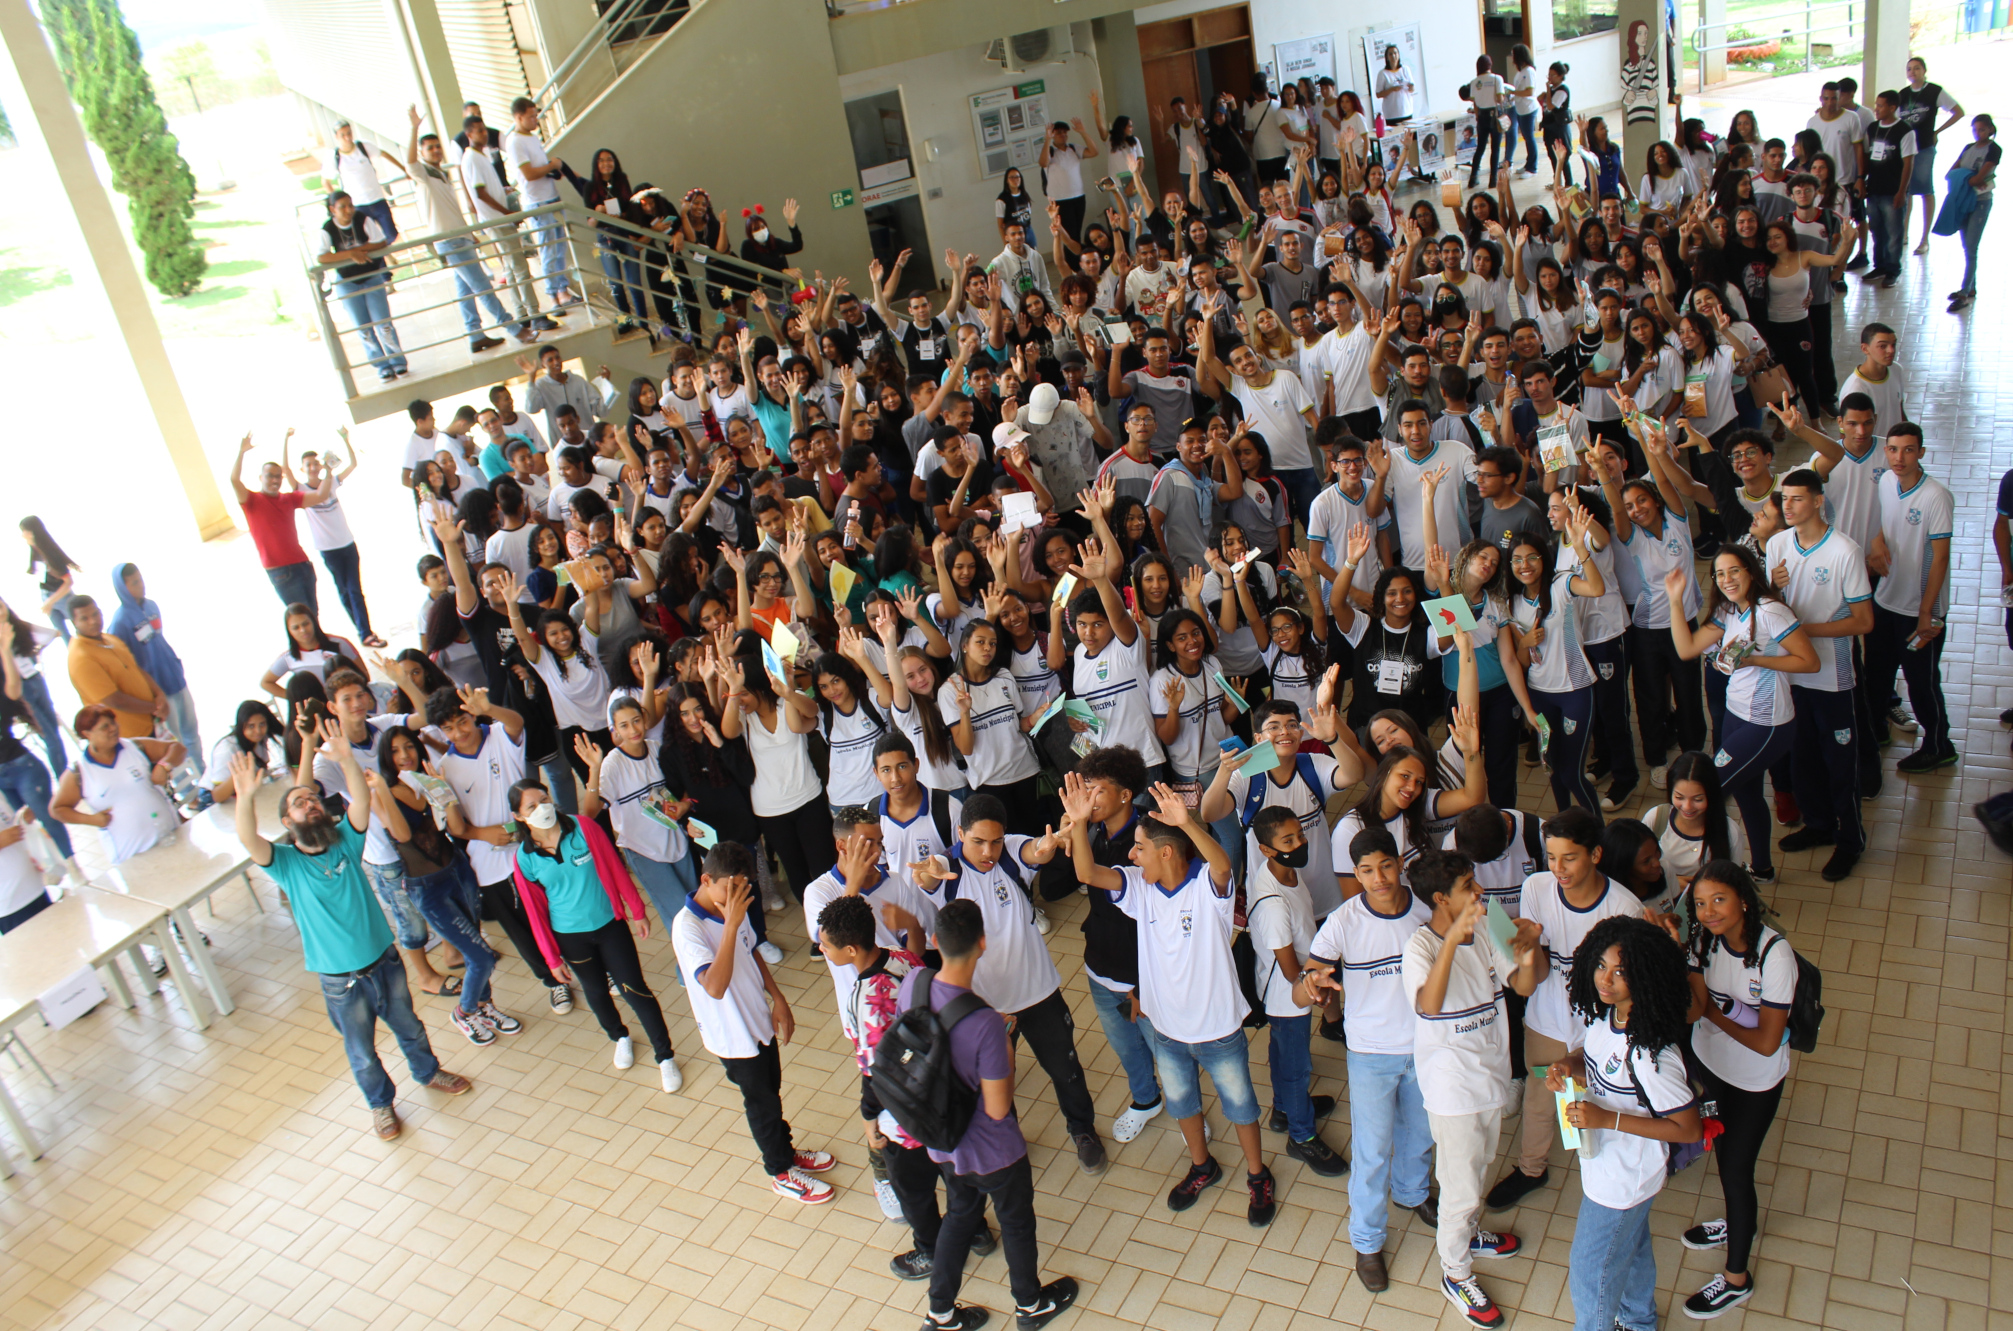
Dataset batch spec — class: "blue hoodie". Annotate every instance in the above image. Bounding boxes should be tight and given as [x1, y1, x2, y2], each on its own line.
[109, 563, 188, 696]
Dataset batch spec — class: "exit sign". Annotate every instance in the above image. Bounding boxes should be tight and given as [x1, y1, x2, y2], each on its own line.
[830, 188, 855, 209]
[1015, 79, 1045, 97]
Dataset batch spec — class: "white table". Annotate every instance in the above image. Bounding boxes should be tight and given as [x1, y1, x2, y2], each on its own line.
[0, 887, 208, 1172]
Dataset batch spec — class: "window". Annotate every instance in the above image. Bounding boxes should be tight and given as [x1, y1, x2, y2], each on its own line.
[1553, 0, 1620, 44]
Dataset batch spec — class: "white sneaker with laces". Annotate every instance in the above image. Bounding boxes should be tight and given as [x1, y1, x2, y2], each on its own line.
[1649, 765, 1669, 791]
[659, 1057, 682, 1093]
[756, 940, 784, 964]
[548, 984, 574, 1015]
[613, 1036, 635, 1070]
[1112, 1100, 1162, 1143]
[874, 1177, 904, 1220]
[1033, 907, 1052, 936]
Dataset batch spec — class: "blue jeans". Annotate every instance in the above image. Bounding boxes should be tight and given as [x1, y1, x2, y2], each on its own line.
[538, 750, 578, 815]
[598, 235, 647, 319]
[17, 672, 65, 774]
[266, 561, 319, 616]
[1086, 978, 1161, 1110]
[320, 946, 440, 1108]
[1275, 466, 1321, 528]
[353, 198, 397, 241]
[316, 542, 374, 639]
[331, 271, 407, 378]
[1346, 1048, 1435, 1253]
[1150, 1023, 1260, 1124]
[1959, 195, 1991, 294]
[524, 213, 569, 300]
[0, 749, 71, 859]
[408, 857, 495, 1009]
[162, 688, 201, 765]
[1569, 1194, 1659, 1331]
[435, 237, 511, 343]
[626, 848, 697, 985]
[45, 591, 77, 642]
[1867, 192, 1904, 277]
[1513, 109, 1538, 171]
[365, 859, 431, 950]
[1267, 1011, 1316, 1140]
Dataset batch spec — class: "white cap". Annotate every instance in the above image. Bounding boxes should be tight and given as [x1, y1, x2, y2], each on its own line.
[992, 422, 1030, 451]
[1026, 382, 1061, 426]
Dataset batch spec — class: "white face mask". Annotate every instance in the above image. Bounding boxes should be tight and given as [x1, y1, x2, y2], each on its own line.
[752, 226, 770, 244]
[525, 801, 559, 830]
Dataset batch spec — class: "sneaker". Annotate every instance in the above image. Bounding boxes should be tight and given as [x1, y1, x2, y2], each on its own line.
[1950, 292, 1974, 310]
[875, 1178, 905, 1221]
[425, 1071, 472, 1095]
[1286, 1134, 1349, 1177]
[1831, 278, 1847, 293]
[1821, 846, 1860, 882]
[469, 336, 505, 352]
[1649, 765, 1669, 791]
[1442, 1274, 1504, 1328]
[1112, 1099, 1162, 1143]
[659, 1057, 683, 1093]
[1507, 1077, 1525, 1115]
[1684, 1273, 1755, 1319]
[794, 1149, 836, 1172]
[530, 317, 560, 333]
[1355, 1249, 1390, 1292]
[1886, 704, 1918, 733]
[890, 1247, 932, 1280]
[1413, 1196, 1440, 1228]
[1015, 1276, 1079, 1331]
[1845, 253, 1867, 270]
[1267, 1094, 1336, 1132]
[1471, 1230, 1522, 1259]
[1778, 827, 1834, 853]
[1317, 1015, 1347, 1042]
[1483, 1167, 1548, 1211]
[762, 887, 787, 912]
[922, 1306, 990, 1331]
[1682, 1219, 1730, 1249]
[972, 1227, 998, 1256]
[1773, 791, 1800, 826]
[1033, 907, 1052, 936]
[1246, 1166, 1277, 1227]
[1167, 1155, 1222, 1211]
[1522, 737, 1541, 766]
[613, 1036, 636, 1070]
[1599, 784, 1636, 812]
[476, 1000, 522, 1034]
[756, 940, 785, 964]
[1897, 747, 1958, 774]
[372, 1105, 401, 1140]
[771, 1166, 835, 1204]
[1999, 707, 2013, 725]
[451, 1007, 496, 1045]
[1072, 1131, 1107, 1175]
[549, 984, 574, 1014]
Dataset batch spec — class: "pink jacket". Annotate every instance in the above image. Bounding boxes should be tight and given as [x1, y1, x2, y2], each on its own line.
[512, 815, 648, 972]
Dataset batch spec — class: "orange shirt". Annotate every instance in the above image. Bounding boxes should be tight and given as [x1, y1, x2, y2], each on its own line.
[67, 634, 157, 738]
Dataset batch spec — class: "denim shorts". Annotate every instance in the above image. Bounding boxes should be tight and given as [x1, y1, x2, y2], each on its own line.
[364, 859, 429, 950]
[1150, 1025, 1261, 1124]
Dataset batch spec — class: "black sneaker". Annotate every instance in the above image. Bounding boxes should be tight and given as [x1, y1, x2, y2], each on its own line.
[1072, 1131, 1108, 1175]
[1015, 1276, 1078, 1330]
[1267, 1094, 1336, 1132]
[1286, 1134, 1349, 1177]
[891, 1249, 934, 1280]
[1681, 1219, 1729, 1249]
[1483, 1167, 1549, 1211]
[972, 1227, 998, 1257]
[1845, 253, 1868, 269]
[1683, 1273, 1755, 1319]
[1317, 1015, 1347, 1043]
[1778, 827, 1835, 853]
[1168, 1155, 1223, 1211]
[1897, 747, 1958, 774]
[1999, 707, 2013, 725]
[1820, 846, 1860, 882]
[923, 1307, 991, 1331]
[1246, 1165, 1277, 1227]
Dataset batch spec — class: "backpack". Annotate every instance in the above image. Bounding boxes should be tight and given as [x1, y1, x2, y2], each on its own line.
[1759, 934, 1825, 1054]
[1230, 888, 1277, 1031]
[1622, 1049, 1720, 1177]
[870, 969, 990, 1152]
[1239, 753, 1326, 829]
[1515, 807, 1545, 871]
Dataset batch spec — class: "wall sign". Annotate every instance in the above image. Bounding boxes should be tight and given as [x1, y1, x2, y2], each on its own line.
[970, 82, 1051, 180]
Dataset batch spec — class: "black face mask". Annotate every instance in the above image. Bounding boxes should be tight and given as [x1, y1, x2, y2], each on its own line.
[1271, 843, 1310, 870]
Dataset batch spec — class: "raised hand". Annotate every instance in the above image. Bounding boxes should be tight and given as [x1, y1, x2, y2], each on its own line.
[1059, 771, 1098, 825]
[573, 732, 605, 771]
[1181, 564, 1207, 604]
[1163, 675, 1186, 709]
[457, 684, 493, 717]
[1145, 782, 1192, 829]
[228, 750, 263, 802]
[1344, 520, 1373, 566]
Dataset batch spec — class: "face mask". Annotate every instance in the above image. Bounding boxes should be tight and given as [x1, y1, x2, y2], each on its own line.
[752, 227, 770, 244]
[525, 801, 559, 830]
[1271, 843, 1311, 869]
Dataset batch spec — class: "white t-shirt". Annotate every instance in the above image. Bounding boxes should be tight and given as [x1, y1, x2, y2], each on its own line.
[878, 789, 961, 929]
[1618, 512, 1702, 630]
[1574, 532, 1631, 646]
[1072, 632, 1164, 764]
[435, 721, 525, 884]
[1690, 925, 1797, 1090]
[1820, 439, 1883, 555]
[1246, 100, 1288, 159]
[1444, 811, 1539, 915]
[940, 673, 1038, 789]
[1306, 482, 1388, 604]
[923, 837, 1060, 1014]
[1872, 471, 1954, 618]
[819, 699, 888, 806]
[1807, 111, 1867, 182]
[268, 647, 354, 686]
[1511, 65, 1539, 116]
[1245, 863, 1317, 1021]
[458, 147, 512, 222]
[1375, 66, 1417, 121]
[1229, 370, 1316, 471]
[485, 523, 540, 584]
[801, 864, 929, 1035]
[1839, 366, 1907, 444]
[745, 704, 824, 818]
[500, 128, 560, 206]
[1385, 440, 1478, 569]
[77, 740, 177, 864]
[1044, 143, 1085, 200]
[1263, 643, 1319, 714]
[893, 698, 966, 794]
[332, 141, 388, 206]
[1006, 640, 1061, 718]
[1764, 527, 1869, 692]
[1513, 567, 1594, 694]
[672, 900, 772, 1059]
[1403, 922, 1515, 1115]
[528, 630, 611, 732]
[402, 430, 442, 478]
[1709, 599, 1801, 726]
[597, 740, 689, 866]
[297, 478, 356, 552]
[1520, 872, 1640, 1043]
[1224, 753, 1350, 918]
[1308, 891, 1432, 1054]
[1577, 1015, 1696, 1209]
[1112, 858, 1244, 1041]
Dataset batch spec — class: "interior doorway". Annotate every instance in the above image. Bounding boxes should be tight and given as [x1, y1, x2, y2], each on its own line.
[843, 90, 938, 293]
[1137, 5, 1256, 201]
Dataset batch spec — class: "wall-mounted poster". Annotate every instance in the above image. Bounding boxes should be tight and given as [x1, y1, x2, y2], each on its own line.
[971, 82, 1052, 181]
[1416, 128, 1446, 175]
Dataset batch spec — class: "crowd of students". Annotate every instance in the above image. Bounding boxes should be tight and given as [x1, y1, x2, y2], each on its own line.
[6, 66, 2010, 1331]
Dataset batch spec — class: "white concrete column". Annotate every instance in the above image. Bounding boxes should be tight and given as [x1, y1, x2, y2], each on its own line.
[1863, 0, 1911, 96]
[0, 0, 232, 540]
[1698, 0, 1727, 87]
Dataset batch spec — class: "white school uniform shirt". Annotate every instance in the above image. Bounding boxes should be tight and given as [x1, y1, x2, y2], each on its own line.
[1519, 872, 1640, 1044]
[1309, 891, 1432, 1055]
[819, 700, 887, 806]
[745, 704, 824, 817]
[1306, 482, 1388, 604]
[1512, 567, 1594, 693]
[78, 740, 177, 864]
[1577, 1016, 1696, 1210]
[1198, 561, 1278, 677]
[1229, 371, 1316, 471]
[1262, 644, 1318, 713]
[1839, 366, 1906, 443]
[1385, 440, 1478, 569]
[1072, 632, 1164, 763]
[528, 631, 611, 731]
[878, 789, 960, 931]
[297, 478, 356, 552]
[435, 721, 525, 884]
[1710, 599, 1801, 727]
[309, 714, 412, 866]
[268, 647, 353, 686]
[1111, 858, 1244, 1042]
[1333, 797, 1447, 886]
[1247, 862, 1317, 1021]
[1444, 810, 1539, 915]
[596, 740, 688, 865]
[1872, 471, 1954, 619]
[801, 864, 928, 1036]
[485, 524, 539, 584]
[1690, 924, 1796, 1091]
[1149, 659, 1231, 779]
[1006, 639, 1060, 718]
[458, 147, 512, 223]
[941, 673, 1038, 789]
[1315, 323, 1379, 417]
[1403, 922, 1515, 1115]
[1618, 511, 1702, 630]
[924, 837, 1060, 1015]
[1224, 754, 1349, 918]
[1764, 527, 1870, 692]
[893, 699, 966, 793]
[1820, 439, 1883, 555]
[203, 736, 278, 789]
[1574, 533, 1630, 646]
[672, 899, 772, 1058]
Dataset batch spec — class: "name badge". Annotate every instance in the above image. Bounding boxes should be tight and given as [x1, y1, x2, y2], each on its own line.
[1376, 660, 1405, 694]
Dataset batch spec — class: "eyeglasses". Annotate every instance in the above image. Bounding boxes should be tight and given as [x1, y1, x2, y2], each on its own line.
[1336, 456, 1366, 468]
[1727, 448, 1765, 462]
[755, 571, 785, 584]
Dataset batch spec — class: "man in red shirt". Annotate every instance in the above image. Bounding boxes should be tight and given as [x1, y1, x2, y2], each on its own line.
[233, 432, 334, 612]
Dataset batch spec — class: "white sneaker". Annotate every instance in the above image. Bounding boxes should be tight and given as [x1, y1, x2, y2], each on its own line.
[659, 1057, 682, 1093]
[1649, 765, 1669, 791]
[874, 1177, 905, 1220]
[1113, 1100, 1162, 1143]
[613, 1036, 635, 1070]
[757, 941, 784, 964]
[762, 888, 787, 913]
[1033, 907, 1052, 936]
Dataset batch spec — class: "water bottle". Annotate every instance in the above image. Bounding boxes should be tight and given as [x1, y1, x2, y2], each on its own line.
[1374, 112, 1386, 138]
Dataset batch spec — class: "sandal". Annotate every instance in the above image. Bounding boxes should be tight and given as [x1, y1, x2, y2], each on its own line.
[361, 634, 389, 648]
[422, 975, 463, 997]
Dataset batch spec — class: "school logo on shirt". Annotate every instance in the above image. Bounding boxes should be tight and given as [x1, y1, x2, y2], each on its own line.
[1095, 660, 1111, 682]
[1834, 729, 1852, 746]
[1813, 566, 1831, 584]
[1179, 910, 1194, 938]
[1598, 661, 1614, 680]
[1603, 1051, 1625, 1077]
[1714, 749, 1732, 767]
[995, 879, 1012, 907]
[1746, 975, 1765, 1002]
[1906, 507, 1922, 526]
[1666, 537, 1684, 558]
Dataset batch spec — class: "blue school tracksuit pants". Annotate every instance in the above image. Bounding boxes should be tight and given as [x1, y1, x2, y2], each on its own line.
[1529, 686, 1599, 814]
[1714, 713, 1796, 876]
[1789, 685, 1864, 854]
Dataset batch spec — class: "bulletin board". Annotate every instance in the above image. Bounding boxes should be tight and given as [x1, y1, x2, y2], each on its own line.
[1359, 24, 1430, 119]
[970, 81, 1052, 181]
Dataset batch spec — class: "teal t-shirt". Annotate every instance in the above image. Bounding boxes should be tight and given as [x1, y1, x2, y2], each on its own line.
[265, 822, 395, 974]
[515, 824, 615, 935]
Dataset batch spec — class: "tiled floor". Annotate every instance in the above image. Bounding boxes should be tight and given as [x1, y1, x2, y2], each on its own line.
[5, 132, 2013, 1331]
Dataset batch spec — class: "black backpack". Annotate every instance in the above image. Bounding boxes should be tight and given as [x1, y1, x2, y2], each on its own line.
[1759, 935, 1825, 1054]
[870, 969, 991, 1152]
[1231, 890, 1278, 1031]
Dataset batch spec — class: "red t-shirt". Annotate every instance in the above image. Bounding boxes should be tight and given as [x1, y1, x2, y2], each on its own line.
[240, 491, 308, 569]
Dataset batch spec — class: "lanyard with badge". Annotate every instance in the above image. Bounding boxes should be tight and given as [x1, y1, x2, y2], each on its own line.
[1374, 622, 1409, 694]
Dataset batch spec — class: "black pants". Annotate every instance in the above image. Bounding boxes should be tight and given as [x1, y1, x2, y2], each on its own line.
[756, 795, 839, 901]
[1693, 1061, 1783, 1277]
[1849, 635, 1886, 781]
[1584, 636, 1638, 795]
[1467, 110, 1505, 187]
[1758, 316, 1823, 415]
[1055, 196, 1087, 241]
[979, 775, 1043, 837]
[1009, 987, 1098, 1140]
[1477, 682, 1522, 813]
[1340, 407, 1382, 442]
[1788, 684, 1864, 852]
[556, 917, 674, 1062]
[1807, 300, 1839, 408]
[719, 1038, 795, 1175]
[931, 1155, 1043, 1315]
[1543, 129, 1572, 184]
[1626, 624, 1706, 769]
[477, 875, 561, 987]
[1863, 605, 1952, 757]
